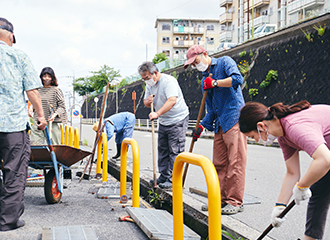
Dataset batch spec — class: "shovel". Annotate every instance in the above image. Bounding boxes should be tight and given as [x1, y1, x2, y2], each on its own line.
[182, 73, 212, 187]
[257, 200, 295, 240]
[150, 98, 157, 188]
[48, 101, 54, 140]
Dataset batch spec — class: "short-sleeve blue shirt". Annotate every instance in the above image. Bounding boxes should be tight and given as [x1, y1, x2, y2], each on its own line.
[201, 56, 245, 133]
[0, 41, 42, 132]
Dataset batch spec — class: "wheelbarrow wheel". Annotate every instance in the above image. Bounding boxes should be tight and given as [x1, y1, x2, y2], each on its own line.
[44, 169, 62, 204]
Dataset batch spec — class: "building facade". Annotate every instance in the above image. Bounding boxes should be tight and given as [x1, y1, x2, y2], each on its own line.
[155, 18, 221, 63]
[219, 0, 329, 44]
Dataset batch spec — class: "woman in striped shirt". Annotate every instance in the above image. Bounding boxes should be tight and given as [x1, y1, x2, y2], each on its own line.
[30, 67, 67, 145]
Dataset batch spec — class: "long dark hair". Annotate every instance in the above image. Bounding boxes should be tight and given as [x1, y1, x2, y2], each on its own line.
[40, 67, 58, 86]
[239, 100, 311, 133]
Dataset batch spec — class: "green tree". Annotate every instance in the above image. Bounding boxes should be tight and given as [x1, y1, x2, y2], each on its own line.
[73, 77, 94, 96]
[152, 52, 168, 64]
[90, 65, 121, 92]
[73, 65, 121, 96]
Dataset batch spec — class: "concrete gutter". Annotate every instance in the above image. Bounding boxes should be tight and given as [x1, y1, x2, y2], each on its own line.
[107, 159, 273, 240]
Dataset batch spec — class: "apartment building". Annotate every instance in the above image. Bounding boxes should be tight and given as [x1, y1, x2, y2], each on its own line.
[155, 18, 220, 62]
[220, 0, 329, 43]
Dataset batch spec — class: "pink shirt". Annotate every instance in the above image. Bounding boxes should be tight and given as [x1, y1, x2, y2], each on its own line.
[278, 105, 330, 160]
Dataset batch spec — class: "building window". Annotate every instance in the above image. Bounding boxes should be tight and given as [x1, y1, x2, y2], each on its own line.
[270, 7, 273, 15]
[162, 24, 171, 31]
[162, 50, 170, 56]
[232, 25, 235, 31]
[162, 37, 170, 44]
[175, 50, 179, 54]
[233, 6, 235, 13]
[207, 37, 214, 44]
[221, 25, 226, 31]
[175, 37, 180, 41]
[207, 25, 214, 31]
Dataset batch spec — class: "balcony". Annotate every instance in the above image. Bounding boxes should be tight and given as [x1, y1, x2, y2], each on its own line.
[219, 31, 233, 41]
[173, 26, 205, 34]
[173, 40, 194, 47]
[219, 12, 233, 24]
[244, 0, 270, 12]
[243, 15, 269, 31]
[220, 0, 233, 7]
[287, 0, 324, 14]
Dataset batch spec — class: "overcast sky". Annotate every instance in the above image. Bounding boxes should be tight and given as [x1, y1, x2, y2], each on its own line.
[1, 0, 221, 107]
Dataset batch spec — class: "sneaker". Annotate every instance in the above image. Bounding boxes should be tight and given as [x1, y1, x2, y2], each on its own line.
[201, 203, 227, 211]
[221, 204, 244, 215]
[158, 180, 172, 189]
[149, 178, 166, 186]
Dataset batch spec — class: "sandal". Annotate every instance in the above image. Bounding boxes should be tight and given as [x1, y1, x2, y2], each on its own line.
[221, 204, 244, 215]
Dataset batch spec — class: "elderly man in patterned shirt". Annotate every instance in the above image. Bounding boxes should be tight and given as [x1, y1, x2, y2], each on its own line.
[184, 45, 247, 215]
[0, 17, 47, 231]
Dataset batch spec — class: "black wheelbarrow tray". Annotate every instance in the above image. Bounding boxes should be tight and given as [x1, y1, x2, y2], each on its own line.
[29, 127, 92, 204]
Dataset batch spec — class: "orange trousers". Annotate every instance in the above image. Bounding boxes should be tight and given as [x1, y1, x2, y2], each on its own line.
[213, 123, 247, 207]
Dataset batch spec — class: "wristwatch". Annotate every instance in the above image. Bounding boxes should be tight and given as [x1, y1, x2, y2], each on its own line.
[213, 80, 218, 87]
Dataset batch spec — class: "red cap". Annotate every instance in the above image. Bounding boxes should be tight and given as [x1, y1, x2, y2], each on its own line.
[184, 45, 206, 69]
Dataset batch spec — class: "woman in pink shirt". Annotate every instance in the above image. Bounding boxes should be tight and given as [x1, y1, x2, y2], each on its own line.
[239, 100, 330, 240]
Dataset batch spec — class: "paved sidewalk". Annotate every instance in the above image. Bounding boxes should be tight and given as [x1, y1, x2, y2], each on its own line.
[0, 164, 149, 240]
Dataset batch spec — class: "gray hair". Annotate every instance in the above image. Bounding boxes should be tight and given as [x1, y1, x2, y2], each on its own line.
[138, 61, 158, 75]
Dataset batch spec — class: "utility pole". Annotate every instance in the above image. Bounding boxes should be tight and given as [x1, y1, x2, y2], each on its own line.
[72, 71, 75, 107]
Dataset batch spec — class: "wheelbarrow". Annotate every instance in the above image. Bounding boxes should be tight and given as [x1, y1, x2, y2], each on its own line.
[29, 127, 92, 204]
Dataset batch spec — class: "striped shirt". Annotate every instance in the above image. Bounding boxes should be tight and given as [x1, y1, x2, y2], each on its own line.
[0, 40, 43, 132]
[33, 86, 67, 124]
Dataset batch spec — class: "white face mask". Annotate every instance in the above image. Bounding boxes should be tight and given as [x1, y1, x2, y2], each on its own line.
[257, 128, 277, 145]
[196, 55, 208, 72]
[145, 78, 156, 86]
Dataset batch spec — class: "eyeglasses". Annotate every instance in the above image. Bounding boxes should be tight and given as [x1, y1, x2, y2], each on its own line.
[142, 73, 154, 81]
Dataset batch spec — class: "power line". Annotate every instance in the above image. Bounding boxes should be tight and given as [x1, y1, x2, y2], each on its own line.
[156, 0, 197, 17]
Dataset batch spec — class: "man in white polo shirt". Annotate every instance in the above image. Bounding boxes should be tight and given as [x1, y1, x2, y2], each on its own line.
[138, 61, 189, 189]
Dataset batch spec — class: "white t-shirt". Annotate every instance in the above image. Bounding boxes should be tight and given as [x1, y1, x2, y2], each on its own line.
[144, 73, 189, 126]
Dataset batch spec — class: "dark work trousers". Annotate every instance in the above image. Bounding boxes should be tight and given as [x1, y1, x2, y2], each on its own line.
[305, 169, 330, 239]
[0, 130, 30, 231]
[157, 115, 189, 182]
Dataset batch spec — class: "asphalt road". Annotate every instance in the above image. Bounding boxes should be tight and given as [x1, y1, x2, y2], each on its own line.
[77, 123, 330, 240]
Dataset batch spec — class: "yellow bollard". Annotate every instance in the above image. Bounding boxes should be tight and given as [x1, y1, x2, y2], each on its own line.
[172, 152, 221, 240]
[120, 138, 140, 208]
[96, 133, 108, 182]
[64, 125, 69, 145]
[101, 133, 108, 182]
[74, 127, 79, 148]
[68, 126, 73, 147]
[60, 124, 64, 145]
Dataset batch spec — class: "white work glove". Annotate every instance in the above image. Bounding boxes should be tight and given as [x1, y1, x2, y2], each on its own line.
[271, 206, 286, 227]
[293, 183, 311, 205]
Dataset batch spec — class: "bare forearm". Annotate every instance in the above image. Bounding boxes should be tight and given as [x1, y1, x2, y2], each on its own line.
[214, 77, 232, 88]
[277, 173, 299, 204]
[156, 97, 176, 116]
[26, 89, 44, 117]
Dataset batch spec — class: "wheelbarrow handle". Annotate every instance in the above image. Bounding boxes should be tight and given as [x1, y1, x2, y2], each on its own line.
[44, 126, 53, 150]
